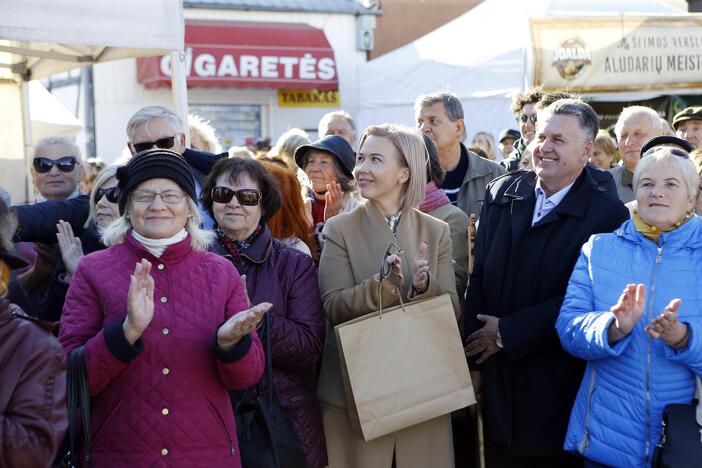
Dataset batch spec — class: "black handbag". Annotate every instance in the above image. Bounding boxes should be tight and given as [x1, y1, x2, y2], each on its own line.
[235, 313, 308, 468]
[55, 346, 92, 468]
[652, 376, 702, 468]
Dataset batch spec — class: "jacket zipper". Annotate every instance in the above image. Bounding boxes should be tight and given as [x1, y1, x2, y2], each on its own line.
[578, 368, 597, 453]
[644, 245, 663, 466]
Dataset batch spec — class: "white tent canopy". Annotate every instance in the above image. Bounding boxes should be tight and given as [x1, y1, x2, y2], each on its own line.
[357, 0, 685, 145]
[0, 0, 185, 203]
[29, 80, 83, 140]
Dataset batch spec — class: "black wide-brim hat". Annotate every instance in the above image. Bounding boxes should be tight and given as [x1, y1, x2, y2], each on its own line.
[294, 135, 355, 179]
[0, 250, 28, 269]
[640, 135, 694, 157]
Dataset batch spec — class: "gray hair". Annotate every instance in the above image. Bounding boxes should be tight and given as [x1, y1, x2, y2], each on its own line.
[318, 111, 356, 133]
[614, 106, 662, 140]
[85, 165, 119, 228]
[126, 106, 183, 141]
[33, 137, 82, 161]
[414, 92, 464, 122]
[101, 197, 214, 250]
[541, 99, 599, 142]
[634, 148, 699, 199]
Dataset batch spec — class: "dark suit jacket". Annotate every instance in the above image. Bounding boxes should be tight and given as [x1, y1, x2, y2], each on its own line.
[464, 169, 629, 454]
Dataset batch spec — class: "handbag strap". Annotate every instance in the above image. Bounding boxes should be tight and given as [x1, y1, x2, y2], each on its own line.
[256, 311, 274, 405]
[377, 278, 406, 318]
[695, 375, 702, 426]
[67, 346, 92, 468]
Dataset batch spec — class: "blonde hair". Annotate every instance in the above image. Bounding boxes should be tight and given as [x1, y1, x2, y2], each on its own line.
[358, 124, 427, 210]
[593, 130, 617, 166]
[634, 149, 699, 198]
[188, 114, 222, 154]
[471, 132, 496, 160]
[269, 128, 310, 170]
[85, 165, 118, 228]
[101, 197, 214, 249]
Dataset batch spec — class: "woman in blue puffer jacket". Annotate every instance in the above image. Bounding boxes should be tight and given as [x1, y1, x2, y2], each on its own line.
[556, 146, 702, 468]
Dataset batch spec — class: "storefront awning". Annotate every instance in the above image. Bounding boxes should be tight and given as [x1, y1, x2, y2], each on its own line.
[137, 20, 338, 90]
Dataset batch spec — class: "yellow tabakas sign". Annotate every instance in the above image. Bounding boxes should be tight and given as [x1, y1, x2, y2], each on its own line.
[277, 89, 340, 107]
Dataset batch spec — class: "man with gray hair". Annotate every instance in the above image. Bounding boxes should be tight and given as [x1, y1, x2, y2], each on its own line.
[464, 99, 628, 467]
[609, 106, 665, 203]
[317, 110, 356, 148]
[415, 92, 505, 218]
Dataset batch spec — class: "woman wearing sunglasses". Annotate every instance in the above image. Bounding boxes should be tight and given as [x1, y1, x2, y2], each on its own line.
[30, 137, 84, 202]
[317, 124, 459, 468]
[201, 157, 327, 468]
[59, 149, 267, 467]
[557, 147, 702, 467]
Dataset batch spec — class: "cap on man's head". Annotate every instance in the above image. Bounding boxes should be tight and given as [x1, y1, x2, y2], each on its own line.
[294, 135, 355, 178]
[640, 135, 694, 157]
[498, 129, 520, 143]
[672, 106, 702, 130]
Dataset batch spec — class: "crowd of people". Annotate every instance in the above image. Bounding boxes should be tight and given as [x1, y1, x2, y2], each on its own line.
[2, 89, 702, 468]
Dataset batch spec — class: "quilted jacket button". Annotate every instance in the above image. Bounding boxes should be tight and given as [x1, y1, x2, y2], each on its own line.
[162, 328, 169, 335]
[162, 408, 169, 416]
[160, 297, 168, 303]
[162, 367, 170, 375]
[157, 264, 165, 270]
[161, 448, 168, 456]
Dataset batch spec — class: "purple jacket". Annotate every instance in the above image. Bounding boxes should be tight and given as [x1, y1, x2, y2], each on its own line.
[212, 226, 327, 468]
[59, 233, 264, 467]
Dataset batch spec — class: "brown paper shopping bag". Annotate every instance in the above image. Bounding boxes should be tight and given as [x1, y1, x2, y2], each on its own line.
[335, 293, 475, 442]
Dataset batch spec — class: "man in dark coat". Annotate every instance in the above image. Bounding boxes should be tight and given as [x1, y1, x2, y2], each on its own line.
[464, 99, 629, 467]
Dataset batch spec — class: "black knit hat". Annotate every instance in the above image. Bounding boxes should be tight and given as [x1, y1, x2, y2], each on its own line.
[116, 149, 196, 215]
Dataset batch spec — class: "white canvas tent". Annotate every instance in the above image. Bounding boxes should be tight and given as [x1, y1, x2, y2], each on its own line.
[0, 0, 186, 203]
[29, 80, 83, 140]
[357, 0, 686, 144]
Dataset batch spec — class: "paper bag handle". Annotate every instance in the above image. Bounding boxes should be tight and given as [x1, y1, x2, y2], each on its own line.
[695, 375, 702, 426]
[377, 278, 406, 319]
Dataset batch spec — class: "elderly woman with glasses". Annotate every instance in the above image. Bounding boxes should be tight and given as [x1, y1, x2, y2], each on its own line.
[59, 149, 267, 467]
[317, 124, 459, 468]
[201, 157, 327, 468]
[557, 147, 702, 467]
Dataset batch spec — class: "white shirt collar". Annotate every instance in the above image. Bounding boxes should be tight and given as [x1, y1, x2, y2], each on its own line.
[534, 179, 575, 207]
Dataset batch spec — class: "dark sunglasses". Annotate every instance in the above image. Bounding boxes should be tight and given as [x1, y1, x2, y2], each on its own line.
[33, 156, 77, 173]
[518, 114, 538, 124]
[380, 242, 399, 279]
[211, 186, 262, 206]
[95, 187, 120, 203]
[132, 135, 178, 153]
[641, 146, 690, 159]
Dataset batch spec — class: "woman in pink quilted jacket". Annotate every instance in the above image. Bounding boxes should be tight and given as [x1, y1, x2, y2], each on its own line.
[59, 149, 267, 467]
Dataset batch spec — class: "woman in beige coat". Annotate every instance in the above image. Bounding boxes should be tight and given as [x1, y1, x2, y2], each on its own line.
[318, 124, 459, 468]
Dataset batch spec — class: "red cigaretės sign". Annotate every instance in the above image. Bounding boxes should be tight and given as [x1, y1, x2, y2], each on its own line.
[137, 20, 339, 90]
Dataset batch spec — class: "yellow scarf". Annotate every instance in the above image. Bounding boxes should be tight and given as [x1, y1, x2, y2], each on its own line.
[632, 209, 692, 243]
[0, 260, 9, 297]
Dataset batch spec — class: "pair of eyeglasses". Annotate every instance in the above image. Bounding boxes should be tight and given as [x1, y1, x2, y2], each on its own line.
[95, 187, 120, 203]
[131, 190, 185, 204]
[518, 114, 538, 124]
[211, 186, 262, 206]
[132, 135, 178, 153]
[33, 156, 77, 173]
[380, 242, 399, 278]
[642, 146, 690, 159]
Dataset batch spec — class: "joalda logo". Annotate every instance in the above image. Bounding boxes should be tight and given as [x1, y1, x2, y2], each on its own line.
[551, 37, 592, 80]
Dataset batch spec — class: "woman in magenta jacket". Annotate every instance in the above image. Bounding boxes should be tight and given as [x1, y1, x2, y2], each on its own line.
[59, 149, 267, 467]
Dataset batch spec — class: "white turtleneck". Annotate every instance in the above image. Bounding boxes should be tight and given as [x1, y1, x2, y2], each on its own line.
[130, 229, 188, 257]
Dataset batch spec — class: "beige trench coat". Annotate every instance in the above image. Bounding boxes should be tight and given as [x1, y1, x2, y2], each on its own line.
[317, 201, 459, 468]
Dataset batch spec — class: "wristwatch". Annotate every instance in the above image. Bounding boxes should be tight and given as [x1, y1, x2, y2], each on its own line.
[495, 326, 504, 349]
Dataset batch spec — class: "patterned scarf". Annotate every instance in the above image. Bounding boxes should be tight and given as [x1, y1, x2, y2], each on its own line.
[216, 224, 263, 257]
[418, 181, 451, 213]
